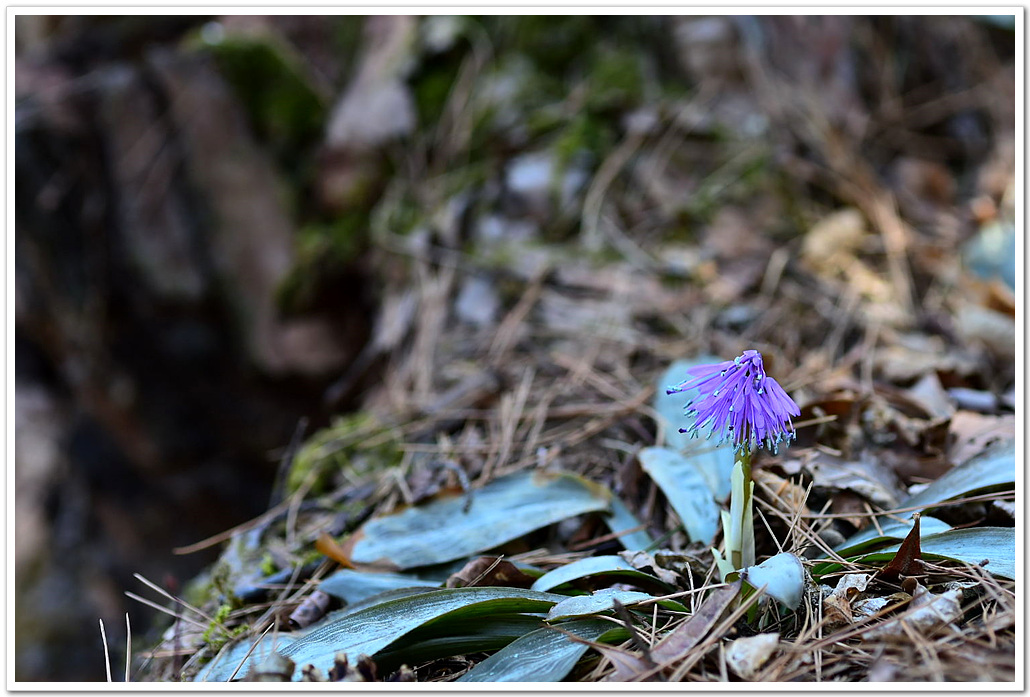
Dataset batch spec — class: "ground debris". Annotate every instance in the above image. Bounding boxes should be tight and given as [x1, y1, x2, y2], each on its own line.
[860, 584, 963, 642]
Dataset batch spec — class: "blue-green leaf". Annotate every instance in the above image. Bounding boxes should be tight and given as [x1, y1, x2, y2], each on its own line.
[530, 555, 672, 593]
[834, 516, 952, 557]
[604, 497, 655, 551]
[457, 618, 625, 682]
[318, 569, 439, 605]
[279, 586, 563, 680]
[348, 469, 611, 569]
[638, 446, 721, 544]
[860, 527, 1015, 580]
[546, 589, 654, 620]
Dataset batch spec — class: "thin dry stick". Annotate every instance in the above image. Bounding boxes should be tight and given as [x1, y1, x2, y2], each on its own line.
[488, 268, 547, 360]
[133, 573, 221, 627]
[802, 490, 1016, 521]
[227, 622, 275, 682]
[124, 592, 209, 631]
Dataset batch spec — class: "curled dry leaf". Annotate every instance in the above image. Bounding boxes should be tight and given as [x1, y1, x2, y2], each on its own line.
[617, 547, 711, 587]
[444, 556, 537, 589]
[804, 451, 903, 511]
[753, 469, 809, 517]
[822, 573, 872, 626]
[726, 632, 780, 680]
[948, 411, 1015, 467]
[851, 592, 910, 621]
[877, 513, 923, 581]
[289, 590, 331, 629]
[861, 584, 963, 641]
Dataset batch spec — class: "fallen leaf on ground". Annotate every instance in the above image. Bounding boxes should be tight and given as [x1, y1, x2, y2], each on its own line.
[861, 584, 962, 641]
[877, 513, 923, 581]
[445, 556, 537, 589]
[726, 633, 780, 679]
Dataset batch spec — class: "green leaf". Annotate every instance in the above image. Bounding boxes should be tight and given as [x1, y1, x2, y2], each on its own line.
[193, 633, 298, 682]
[457, 618, 626, 682]
[902, 441, 1014, 510]
[834, 516, 952, 557]
[318, 569, 439, 605]
[546, 588, 685, 620]
[655, 358, 735, 500]
[530, 555, 673, 593]
[859, 527, 1015, 580]
[372, 614, 547, 671]
[638, 446, 721, 544]
[604, 497, 655, 551]
[279, 586, 564, 679]
[835, 441, 1013, 555]
[348, 469, 612, 569]
[547, 589, 654, 620]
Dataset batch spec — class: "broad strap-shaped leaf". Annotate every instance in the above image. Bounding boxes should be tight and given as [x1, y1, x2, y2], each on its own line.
[372, 614, 547, 672]
[546, 589, 655, 620]
[638, 446, 721, 544]
[530, 555, 673, 593]
[604, 497, 656, 551]
[861, 527, 1015, 580]
[834, 516, 951, 557]
[193, 633, 298, 682]
[345, 469, 612, 569]
[318, 568, 439, 605]
[835, 441, 1013, 555]
[457, 618, 625, 682]
[902, 440, 1014, 510]
[279, 586, 563, 679]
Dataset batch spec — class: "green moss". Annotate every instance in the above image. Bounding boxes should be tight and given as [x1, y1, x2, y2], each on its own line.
[259, 554, 277, 577]
[203, 35, 326, 178]
[287, 412, 402, 497]
[200, 603, 233, 647]
[584, 46, 645, 112]
[552, 114, 611, 171]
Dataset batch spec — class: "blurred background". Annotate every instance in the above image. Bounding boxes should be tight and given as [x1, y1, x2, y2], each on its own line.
[14, 14, 1015, 681]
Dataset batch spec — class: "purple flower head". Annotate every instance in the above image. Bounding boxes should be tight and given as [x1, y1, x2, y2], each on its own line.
[667, 350, 801, 453]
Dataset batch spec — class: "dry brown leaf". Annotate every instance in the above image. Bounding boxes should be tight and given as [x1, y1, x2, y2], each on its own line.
[877, 513, 923, 581]
[753, 469, 810, 517]
[726, 632, 780, 679]
[948, 411, 1016, 467]
[862, 584, 962, 641]
[954, 302, 1015, 362]
[801, 208, 867, 274]
[822, 573, 873, 626]
[804, 452, 903, 510]
[650, 580, 741, 665]
[444, 556, 537, 589]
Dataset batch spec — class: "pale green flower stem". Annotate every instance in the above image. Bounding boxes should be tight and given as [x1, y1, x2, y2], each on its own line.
[713, 447, 755, 580]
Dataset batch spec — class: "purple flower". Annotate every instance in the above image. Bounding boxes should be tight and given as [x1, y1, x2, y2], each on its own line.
[667, 350, 801, 452]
